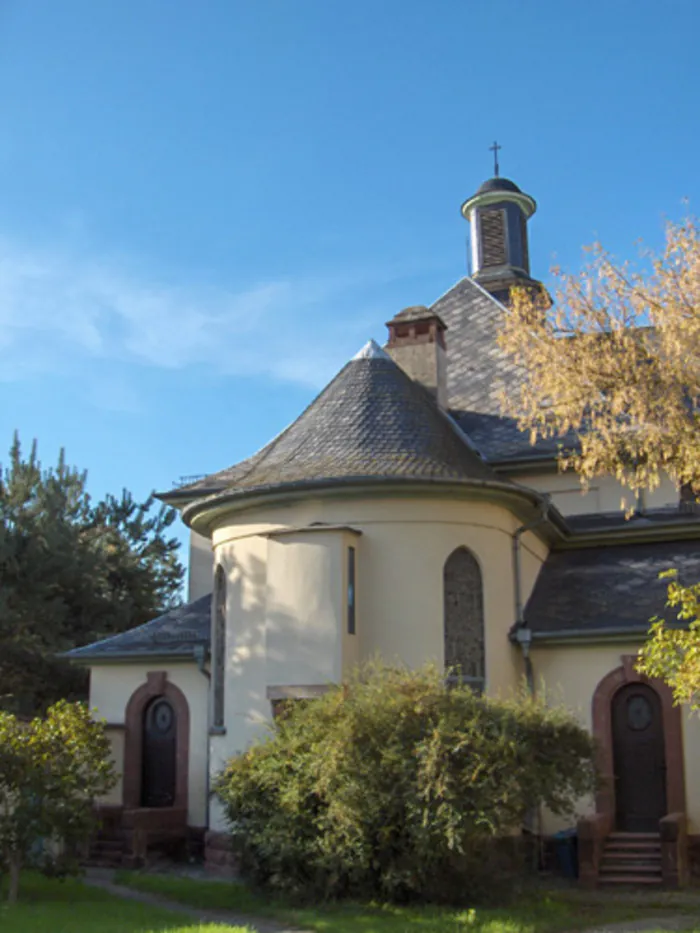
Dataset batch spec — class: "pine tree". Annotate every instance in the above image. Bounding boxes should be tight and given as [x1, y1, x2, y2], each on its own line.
[0, 433, 184, 714]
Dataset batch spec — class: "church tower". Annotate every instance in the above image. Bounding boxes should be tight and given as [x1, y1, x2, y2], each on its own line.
[460, 154, 542, 305]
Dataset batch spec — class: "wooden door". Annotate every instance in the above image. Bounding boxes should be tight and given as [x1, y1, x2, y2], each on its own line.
[141, 696, 177, 808]
[612, 683, 667, 832]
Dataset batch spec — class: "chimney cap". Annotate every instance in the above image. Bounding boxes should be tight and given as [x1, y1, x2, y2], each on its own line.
[386, 305, 447, 329]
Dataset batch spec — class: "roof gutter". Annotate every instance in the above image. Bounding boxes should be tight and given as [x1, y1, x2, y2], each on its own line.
[179, 475, 566, 540]
[63, 651, 205, 666]
[529, 626, 660, 646]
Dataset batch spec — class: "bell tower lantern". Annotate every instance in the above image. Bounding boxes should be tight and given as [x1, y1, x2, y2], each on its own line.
[461, 151, 542, 305]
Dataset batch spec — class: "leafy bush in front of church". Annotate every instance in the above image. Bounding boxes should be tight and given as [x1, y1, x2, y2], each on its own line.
[0, 701, 117, 903]
[214, 661, 596, 904]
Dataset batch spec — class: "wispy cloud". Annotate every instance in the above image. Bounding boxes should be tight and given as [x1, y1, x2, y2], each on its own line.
[0, 236, 423, 390]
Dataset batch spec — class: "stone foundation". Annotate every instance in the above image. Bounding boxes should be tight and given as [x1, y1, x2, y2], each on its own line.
[204, 830, 240, 877]
[88, 805, 203, 869]
[690, 835, 700, 879]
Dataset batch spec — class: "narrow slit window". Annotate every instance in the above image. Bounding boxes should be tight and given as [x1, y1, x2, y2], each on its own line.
[347, 546, 356, 635]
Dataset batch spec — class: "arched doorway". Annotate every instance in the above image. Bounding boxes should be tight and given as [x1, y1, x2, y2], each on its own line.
[141, 696, 177, 808]
[592, 659, 684, 831]
[612, 683, 667, 831]
[123, 671, 190, 812]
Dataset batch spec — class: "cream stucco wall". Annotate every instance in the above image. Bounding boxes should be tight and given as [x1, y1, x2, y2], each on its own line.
[89, 662, 209, 827]
[514, 471, 679, 517]
[205, 492, 549, 829]
[189, 530, 213, 602]
[533, 642, 700, 835]
[266, 531, 345, 687]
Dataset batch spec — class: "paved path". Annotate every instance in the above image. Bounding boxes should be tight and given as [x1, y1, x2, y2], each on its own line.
[84, 869, 310, 933]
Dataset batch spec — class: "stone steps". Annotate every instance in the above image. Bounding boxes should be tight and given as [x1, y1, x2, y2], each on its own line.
[599, 832, 663, 886]
[84, 836, 127, 869]
[599, 874, 664, 885]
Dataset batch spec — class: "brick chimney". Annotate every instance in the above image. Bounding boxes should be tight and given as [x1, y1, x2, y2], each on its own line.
[385, 306, 448, 409]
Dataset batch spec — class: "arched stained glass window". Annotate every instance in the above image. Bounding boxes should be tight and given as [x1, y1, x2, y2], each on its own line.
[443, 548, 485, 689]
[212, 565, 226, 730]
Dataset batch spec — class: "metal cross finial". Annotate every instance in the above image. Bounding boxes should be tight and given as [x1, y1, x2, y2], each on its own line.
[489, 140, 502, 177]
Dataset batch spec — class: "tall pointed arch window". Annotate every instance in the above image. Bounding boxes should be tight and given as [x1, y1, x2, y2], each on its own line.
[443, 548, 485, 691]
[212, 565, 227, 731]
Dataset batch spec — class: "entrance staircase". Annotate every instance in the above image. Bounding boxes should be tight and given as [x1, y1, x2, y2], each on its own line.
[598, 832, 663, 886]
[85, 827, 127, 868]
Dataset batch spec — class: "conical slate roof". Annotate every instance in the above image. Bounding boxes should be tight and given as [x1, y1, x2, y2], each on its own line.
[170, 341, 498, 500]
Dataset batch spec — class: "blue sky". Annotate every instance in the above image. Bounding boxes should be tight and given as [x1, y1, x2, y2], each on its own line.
[1, 0, 698, 565]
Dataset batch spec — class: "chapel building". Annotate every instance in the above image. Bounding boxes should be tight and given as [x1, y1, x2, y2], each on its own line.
[68, 171, 700, 886]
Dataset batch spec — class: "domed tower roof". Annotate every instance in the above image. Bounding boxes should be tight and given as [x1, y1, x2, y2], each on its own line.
[461, 175, 537, 220]
[476, 176, 523, 195]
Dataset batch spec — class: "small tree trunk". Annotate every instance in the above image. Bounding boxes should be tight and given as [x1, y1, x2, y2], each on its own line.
[7, 852, 21, 904]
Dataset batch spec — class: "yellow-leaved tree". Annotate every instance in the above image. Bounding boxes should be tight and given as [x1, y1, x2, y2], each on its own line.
[497, 216, 700, 708]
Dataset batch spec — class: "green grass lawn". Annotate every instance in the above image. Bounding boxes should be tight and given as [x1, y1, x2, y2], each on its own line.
[0, 873, 250, 933]
[114, 871, 700, 933]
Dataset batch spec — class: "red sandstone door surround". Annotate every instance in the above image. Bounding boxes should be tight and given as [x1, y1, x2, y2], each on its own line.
[123, 671, 190, 813]
[592, 656, 685, 829]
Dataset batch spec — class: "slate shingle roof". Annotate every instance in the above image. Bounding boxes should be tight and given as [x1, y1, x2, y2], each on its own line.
[525, 540, 700, 637]
[171, 341, 499, 499]
[451, 410, 579, 463]
[65, 594, 211, 661]
[431, 277, 580, 462]
[432, 277, 521, 418]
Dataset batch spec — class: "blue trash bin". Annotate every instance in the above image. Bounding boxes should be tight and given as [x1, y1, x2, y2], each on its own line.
[553, 828, 578, 878]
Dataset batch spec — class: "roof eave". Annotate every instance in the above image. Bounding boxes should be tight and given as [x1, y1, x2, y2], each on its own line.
[556, 519, 700, 549]
[65, 648, 207, 666]
[180, 475, 564, 541]
[491, 455, 563, 475]
[529, 618, 686, 646]
[530, 626, 651, 646]
[156, 488, 221, 508]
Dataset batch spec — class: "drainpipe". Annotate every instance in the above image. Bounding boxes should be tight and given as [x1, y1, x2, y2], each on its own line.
[511, 496, 550, 870]
[193, 645, 211, 837]
[511, 495, 550, 695]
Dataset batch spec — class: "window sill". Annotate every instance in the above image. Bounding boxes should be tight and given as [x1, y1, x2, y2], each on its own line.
[209, 725, 227, 736]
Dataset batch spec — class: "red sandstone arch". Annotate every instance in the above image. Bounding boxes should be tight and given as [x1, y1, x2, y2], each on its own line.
[123, 671, 190, 810]
[592, 656, 685, 822]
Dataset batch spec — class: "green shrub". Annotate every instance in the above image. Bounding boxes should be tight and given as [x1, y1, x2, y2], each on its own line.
[214, 662, 596, 904]
[0, 701, 117, 902]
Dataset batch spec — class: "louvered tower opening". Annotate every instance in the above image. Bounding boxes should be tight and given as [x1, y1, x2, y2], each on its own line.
[479, 208, 507, 267]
